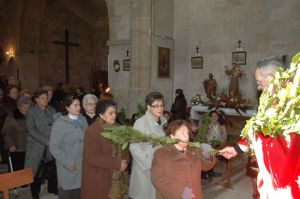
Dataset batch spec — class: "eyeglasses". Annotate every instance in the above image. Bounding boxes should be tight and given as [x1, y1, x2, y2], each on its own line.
[256, 73, 274, 85]
[151, 104, 165, 109]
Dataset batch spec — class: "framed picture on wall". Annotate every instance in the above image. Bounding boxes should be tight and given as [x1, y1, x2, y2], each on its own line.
[232, 51, 246, 65]
[191, 56, 203, 69]
[158, 47, 170, 78]
[123, 59, 130, 71]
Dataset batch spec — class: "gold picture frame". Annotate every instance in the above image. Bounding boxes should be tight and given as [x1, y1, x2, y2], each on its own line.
[158, 47, 170, 78]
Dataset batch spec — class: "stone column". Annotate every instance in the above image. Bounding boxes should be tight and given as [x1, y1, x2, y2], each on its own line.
[106, 0, 132, 115]
[106, 0, 154, 116]
[128, 0, 153, 115]
[107, 0, 174, 116]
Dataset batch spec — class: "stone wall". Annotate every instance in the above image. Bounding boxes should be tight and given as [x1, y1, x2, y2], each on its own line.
[151, 0, 174, 110]
[0, 0, 24, 78]
[107, 0, 131, 113]
[38, 0, 108, 90]
[108, 0, 300, 115]
[173, 0, 300, 106]
[107, 0, 175, 115]
[3, 0, 299, 116]
[0, 0, 109, 91]
[39, 0, 93, 88]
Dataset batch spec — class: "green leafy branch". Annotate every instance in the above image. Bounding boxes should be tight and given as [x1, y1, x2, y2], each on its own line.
[117, 107, 126, 125]
[193, 113, 211, 143]
[101, 125, 202, 150]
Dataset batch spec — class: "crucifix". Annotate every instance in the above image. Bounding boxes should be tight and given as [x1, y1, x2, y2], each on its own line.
[237, 40, 242, 48]
[196, 46, 199, 54]
[53, 29, 79, 83]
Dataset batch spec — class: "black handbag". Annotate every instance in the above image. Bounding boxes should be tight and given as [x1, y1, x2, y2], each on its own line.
[36, 146, 56, 180]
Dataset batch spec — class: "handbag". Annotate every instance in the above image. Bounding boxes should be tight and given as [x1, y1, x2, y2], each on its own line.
[36, 146, 56, 180]
[108, 144, 128, 199]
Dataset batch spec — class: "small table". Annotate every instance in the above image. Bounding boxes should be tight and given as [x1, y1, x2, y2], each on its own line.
[217, 158, 233, 189]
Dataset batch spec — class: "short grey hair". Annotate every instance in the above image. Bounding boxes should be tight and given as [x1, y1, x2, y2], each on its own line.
[145, 92, 164, 106]
[256, 56, 284, 76]
[82, 94, 98, 106]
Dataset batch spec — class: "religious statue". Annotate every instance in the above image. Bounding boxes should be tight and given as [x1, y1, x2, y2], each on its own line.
[225, 63, 243, 97]
[203, 73, 217, 99]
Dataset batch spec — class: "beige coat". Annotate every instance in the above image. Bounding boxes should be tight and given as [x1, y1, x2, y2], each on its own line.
[129, 111, 167, 199]
[151, 145, 217, 199]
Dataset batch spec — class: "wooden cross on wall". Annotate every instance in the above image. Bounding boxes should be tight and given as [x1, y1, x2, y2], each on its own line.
[53, 29, 79, 83]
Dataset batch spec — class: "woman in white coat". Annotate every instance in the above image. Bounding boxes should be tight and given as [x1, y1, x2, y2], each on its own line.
[129, 92, 167, 199]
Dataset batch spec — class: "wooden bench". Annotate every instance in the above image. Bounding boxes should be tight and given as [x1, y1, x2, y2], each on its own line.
[0, 168, 33, 199]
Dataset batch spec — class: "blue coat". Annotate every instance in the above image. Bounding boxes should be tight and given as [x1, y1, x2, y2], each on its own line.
[49, 114, 88, 190]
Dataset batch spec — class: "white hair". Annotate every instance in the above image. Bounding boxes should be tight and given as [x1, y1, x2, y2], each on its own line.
[82, 94, 98, 106]
[256, 56, 284, 76]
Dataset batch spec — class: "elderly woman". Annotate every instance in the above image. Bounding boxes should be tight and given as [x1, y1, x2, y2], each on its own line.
[129, 92, 167, 199]
[50, 95, 88, 199]
[25, 89, 57, 199]
[81, 100, 128, 199]
[151, 120, 217, 199]
[81, 94, 98, 125]
[3, 96, 32, 171]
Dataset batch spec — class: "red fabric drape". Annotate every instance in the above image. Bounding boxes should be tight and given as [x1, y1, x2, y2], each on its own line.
[238, 133, 300, 198]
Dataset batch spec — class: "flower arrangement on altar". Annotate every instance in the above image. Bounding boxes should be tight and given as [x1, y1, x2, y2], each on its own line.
[191, 94, 207, 106]
[191, 92, 253, 111]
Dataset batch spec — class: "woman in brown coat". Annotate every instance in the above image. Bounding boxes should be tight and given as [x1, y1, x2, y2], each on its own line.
[81, 100, 128, 199]
[151, 120, 217, 199]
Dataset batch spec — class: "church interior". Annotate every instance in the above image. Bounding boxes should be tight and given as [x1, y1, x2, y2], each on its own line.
[0, 0, 300, 198]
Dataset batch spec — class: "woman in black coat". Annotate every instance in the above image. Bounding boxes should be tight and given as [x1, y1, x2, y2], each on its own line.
[170, 89, 187, 121]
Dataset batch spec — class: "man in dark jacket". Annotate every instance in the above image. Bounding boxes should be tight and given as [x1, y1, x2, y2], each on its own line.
[170, 89, 187, 121]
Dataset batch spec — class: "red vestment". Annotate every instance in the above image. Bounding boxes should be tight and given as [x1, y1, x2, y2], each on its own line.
[238, 133, 300, 199]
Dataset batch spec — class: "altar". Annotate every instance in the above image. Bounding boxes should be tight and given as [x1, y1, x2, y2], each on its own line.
[190, 104, 257, 121]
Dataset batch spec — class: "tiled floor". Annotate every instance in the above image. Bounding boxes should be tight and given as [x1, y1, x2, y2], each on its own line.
[1, 155, 252, 199]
